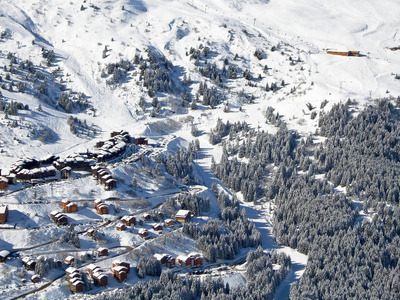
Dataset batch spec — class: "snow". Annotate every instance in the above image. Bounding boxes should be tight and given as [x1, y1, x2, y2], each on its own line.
[0, 0, 399, 298]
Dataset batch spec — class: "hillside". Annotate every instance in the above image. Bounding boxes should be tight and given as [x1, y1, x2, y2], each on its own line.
[0, 0, 399, 299]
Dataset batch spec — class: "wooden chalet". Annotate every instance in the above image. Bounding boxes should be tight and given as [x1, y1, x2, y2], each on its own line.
[177, 255, 192, 267]
[177, 254, 203, 267]
[0, 177, 8, 191]
[112, 260, 130, 272]
[152, 224, 163, 231]
[87, 264, 101, 277]
[96, 203, 109, 215]
[164, 218, 174, 227]
[65, 256, 75, 265]
[93, 271, 108, 287]
[0, 250, 10, 263]
[154, 254, 175, 268]
[97, 247, 108, 256]
[0, 205, 8, 224]
[326, 50, 360, 57]
[66, 267, 79, 278]
[61, 199, 71, 209]
[60, 167, 72, 179]
[121, 215, 136, 226]
[65, 202, 78, 213]
[94, 199, 104, 209]
[134, 137, 148, 145]
[50, 211, 68, 225]
[69, 278, 84, 293]
[142, 213, 151, 221]
[31, 275, 40, 283]
[105, 179, 117, 190]
[22, 257, 36, 270]
[112, 265, 128, 282]
[138, 228, 148, 238]
[175, 210, 191, 223]
[116, 223, 127, 231]
[87, 228, 95, 237]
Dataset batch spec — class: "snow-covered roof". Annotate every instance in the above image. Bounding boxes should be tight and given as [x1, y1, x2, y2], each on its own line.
[0, 250, 10, 258]
[0, 177, 9, 183]
[66, 267, 77, 274]
[176, 209, 191, 218]
[138, 228, 147, 234]
[165, 218, 174, 223]
[154, 253, 167, 260]
[22, 257, 31, 263]
[98, 247, 108, 252]
[112, 265, 128, 272]
[86, 264, 98, 271]
[0, 206, 8, 214]
[65, 255, 75, 262]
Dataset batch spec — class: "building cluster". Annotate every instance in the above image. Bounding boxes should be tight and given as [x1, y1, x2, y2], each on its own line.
[50, 211, 68, 225]
[94, 199, 109, 214]
[111, 260, 130, 282]
[94, 131, 130, 163]
[91, 166, 117, 190]
[53, 156, 94, 173]
[87, 264, 108, 287]
[176, 253, 204, 268]
[66, 267, 84, 293]
[154, 253, 203, 268]
[8, 157, 58, 184]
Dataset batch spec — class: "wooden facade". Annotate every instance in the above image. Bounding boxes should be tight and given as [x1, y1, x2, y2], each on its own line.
[121, 216, 136, 226]
[0, 206, 8, 224]
[175, 210, 191, 223]
[0, 177, 8, 191]
[65, 202, 78, 213]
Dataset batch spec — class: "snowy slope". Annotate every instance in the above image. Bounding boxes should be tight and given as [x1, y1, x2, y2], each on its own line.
[0, 0, 400, 298]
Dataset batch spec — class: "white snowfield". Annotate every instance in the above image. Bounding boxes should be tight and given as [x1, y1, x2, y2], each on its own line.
[0, 0, 399, 299]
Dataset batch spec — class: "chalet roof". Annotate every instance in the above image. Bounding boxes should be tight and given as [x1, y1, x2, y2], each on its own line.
[94, 199, 103, 205]
[165, 218, 174, 223]
[0, 206, 8, 214]
[138, 228, 147, 234]
[112, 265, 128, 272]
[65, 255, 75, 262]
[121, 215, 135, 221]
[176, 210, 191, 218]
[0, 250, 10, 258]
[66, 202, 77, 208]
[66, 267, 78, 274]
[62, 199, 70, 204]
[154, 253, 168, 260]
[0, 177, 8, 183]
[94, 272, 108, 279]
[86, 264, 98, 271]
[98, 247, 108, 252]
[31, 275, 40, 280]
[71, 280, 84, 286]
